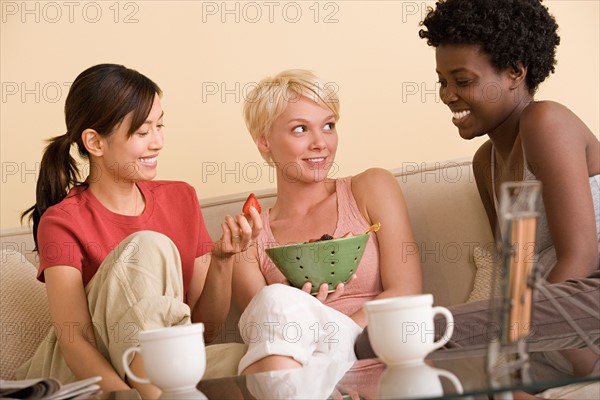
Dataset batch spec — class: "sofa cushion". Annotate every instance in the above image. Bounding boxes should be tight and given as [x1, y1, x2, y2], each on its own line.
[394, 161, 494, 306]
[0, 250, 51, 380]
[2, 160, 492, 352]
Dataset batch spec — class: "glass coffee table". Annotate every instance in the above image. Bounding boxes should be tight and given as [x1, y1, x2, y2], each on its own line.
[195, 348, 599, 399]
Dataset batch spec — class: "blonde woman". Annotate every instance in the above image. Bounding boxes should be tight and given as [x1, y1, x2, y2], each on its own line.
[233, 69, 422, 374]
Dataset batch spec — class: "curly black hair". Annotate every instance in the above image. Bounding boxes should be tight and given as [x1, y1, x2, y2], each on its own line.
[419, 0, 560, 94]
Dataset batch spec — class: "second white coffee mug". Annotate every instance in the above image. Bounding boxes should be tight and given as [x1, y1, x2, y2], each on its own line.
[122, 323, 206, 395]
[364, 294, 454, 365]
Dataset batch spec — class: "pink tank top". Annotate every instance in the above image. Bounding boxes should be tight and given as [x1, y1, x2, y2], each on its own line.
[257, 177, 383, 316]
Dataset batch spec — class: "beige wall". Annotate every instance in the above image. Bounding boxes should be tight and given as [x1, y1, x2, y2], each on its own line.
[1, 0, 598, 229]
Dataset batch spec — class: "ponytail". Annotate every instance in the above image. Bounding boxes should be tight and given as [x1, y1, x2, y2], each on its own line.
[21, 133, 83, 249]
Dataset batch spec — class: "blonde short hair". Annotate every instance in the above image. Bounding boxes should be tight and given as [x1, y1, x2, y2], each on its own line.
[243, 69, 340, 165]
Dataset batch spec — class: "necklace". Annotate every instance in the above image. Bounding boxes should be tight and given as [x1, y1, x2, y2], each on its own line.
[131, 186, 143, 216]
[87, 183, 143, 216]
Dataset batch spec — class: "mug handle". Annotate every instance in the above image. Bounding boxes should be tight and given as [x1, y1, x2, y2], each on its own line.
[122, 346, 151, 385]
[435, 368, 464, 394]
[431, 306, 454, 350]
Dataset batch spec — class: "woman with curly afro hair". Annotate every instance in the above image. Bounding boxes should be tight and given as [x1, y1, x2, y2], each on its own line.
[356, 0, 599, 391]
[426, 0, 599, 383]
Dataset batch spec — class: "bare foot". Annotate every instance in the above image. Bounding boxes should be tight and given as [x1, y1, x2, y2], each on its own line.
[127, 354, 162, 399]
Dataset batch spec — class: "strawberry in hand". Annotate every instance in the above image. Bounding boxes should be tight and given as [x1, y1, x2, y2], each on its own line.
[242, 193, 262, 215]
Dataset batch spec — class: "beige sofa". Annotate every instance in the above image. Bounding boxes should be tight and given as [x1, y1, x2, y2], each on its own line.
[1, 159, 495, 380]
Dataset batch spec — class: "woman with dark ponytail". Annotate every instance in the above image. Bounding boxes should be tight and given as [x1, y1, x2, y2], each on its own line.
[25, 133, 80, 247]
[17, 64, 262, 398]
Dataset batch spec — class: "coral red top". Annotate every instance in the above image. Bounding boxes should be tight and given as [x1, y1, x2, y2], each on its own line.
[36, 181, 213, 295]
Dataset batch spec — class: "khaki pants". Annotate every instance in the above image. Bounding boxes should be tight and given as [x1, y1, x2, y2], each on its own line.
[16, 231, 246, 383]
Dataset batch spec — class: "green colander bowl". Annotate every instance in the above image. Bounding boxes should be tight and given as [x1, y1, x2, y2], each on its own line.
[265, 234, 369, 293]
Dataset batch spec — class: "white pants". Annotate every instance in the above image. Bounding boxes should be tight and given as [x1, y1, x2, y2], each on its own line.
[237, 284, 362, 374]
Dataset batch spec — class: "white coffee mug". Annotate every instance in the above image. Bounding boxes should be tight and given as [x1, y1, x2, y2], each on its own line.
[122, 323, 206, 395]
[364, 294, 454, 365]
[379, 362, 463, 399]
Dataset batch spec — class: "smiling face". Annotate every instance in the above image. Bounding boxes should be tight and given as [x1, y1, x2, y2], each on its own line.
[99, 94, 165, 183]
[260, 96, 338, 183]
[435, 44, 527, 140]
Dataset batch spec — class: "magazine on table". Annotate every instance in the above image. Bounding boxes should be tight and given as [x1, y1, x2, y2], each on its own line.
[0, 376, 102, 399]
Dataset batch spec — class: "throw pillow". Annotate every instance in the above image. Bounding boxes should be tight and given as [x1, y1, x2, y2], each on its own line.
[0, 250, 51, 380]
[467, 245, 501, 303]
